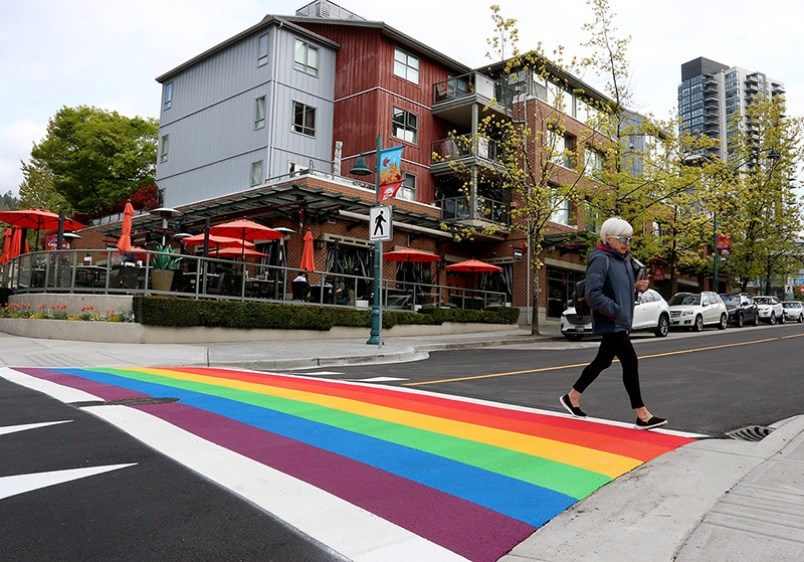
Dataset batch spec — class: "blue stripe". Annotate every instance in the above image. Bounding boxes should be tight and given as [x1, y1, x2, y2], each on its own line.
[59, 367, 576, 526]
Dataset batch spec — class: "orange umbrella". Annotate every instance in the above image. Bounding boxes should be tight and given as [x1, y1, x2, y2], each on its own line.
[208, 247, 269, 259]
[0, 227, 29, 265]
[183, 234, 256, 250]
[445, 259, 503, 273]
[208, 219, 283, 242]
[383, 247, 441, 263]
[299, 230, 315, 271]
[116, 201, 135, 253]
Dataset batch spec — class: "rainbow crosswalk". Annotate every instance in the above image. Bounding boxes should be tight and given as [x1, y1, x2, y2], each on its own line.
[14, 366, 695, 561]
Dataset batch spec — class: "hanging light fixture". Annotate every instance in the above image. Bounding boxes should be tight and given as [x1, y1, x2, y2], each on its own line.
[350, 154, 371, 176]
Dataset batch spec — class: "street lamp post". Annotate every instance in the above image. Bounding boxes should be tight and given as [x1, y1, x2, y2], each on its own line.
[351, 134, 384, 345]
[712, 213, 718, 292]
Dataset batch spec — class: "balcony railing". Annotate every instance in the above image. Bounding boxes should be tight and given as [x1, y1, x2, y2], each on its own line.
[439, 196, 510, 225]
[1, 249, 509, 311]
[433, 71, 515, 110]
[432, 135, 501, 164]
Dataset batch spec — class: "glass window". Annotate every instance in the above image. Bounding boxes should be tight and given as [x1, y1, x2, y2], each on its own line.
[550, 190, 570, 225]
[258, 33, 269, 66]
[255, 96, 266, 129]
[294, 39, 318, 77]
[584, 147, 604, 174]
[398, 173, 416, 201]
[250, 160, 263, 186]
[160, 134, 169, 163]
[292, 102, 316, 137]
[392, 107, 417, 143]
[547, 129, 573, 168]
[163, 82, 173, 111]
[393, 48, 419, 84]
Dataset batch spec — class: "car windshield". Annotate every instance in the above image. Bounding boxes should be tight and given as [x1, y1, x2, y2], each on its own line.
[783, 302, 799, 308]
[668, 294, 700, 306]
[754, 297, 772, 305]
[720, 295, 740, 305]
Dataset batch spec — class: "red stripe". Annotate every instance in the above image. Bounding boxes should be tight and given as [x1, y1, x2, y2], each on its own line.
[171, 367, 695, 460]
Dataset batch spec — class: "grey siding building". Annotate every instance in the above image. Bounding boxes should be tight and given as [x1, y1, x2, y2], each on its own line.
[155, 17, 338, 208]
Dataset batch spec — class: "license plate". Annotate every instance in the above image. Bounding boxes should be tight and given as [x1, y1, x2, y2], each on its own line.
[575, 326, 585, 332]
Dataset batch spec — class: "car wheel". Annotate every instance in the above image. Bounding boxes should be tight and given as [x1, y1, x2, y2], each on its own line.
[779, 312, 786, 325]
[798, 314, 803, 324]
[753, 312, 760, 326]
[654, 314, 670, 337]
[718, 313, 728, 330]
[563, 333, 583, 342]
[736, 312, 744, 327]
[693, 315, 704, 332]
[769, 312, 777, 325]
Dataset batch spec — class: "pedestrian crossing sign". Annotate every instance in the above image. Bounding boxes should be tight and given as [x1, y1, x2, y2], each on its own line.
[369, 206, 392, 241]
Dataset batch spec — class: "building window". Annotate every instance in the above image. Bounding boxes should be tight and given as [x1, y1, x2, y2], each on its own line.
[393, 47, 419, 84]
[292, 102, 316, 137]
[584, 147, 604, 174]
[255, 96, 266, 129]
[398, 173, 416, 201]
[550, 189, 570, 225]
[392, 107, 417, 144]
[547, 129, 574, 169]
[294, 39, 318, 77]
[159, 134, 169, 163]
[258, 33, 270, 66]
[251, 160, 263, 186]
[163, 82, 173, 111]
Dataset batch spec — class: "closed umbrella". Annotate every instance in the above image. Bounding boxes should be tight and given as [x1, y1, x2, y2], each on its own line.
[116, 201, 135, 253]
[445, 259, 502, 273]
[0, 227, 29, 265]
[299, 230, 315, 272]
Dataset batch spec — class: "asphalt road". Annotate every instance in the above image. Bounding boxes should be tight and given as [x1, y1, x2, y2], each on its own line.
[292, 322, 804, 436]
[0, 379, 345, 562]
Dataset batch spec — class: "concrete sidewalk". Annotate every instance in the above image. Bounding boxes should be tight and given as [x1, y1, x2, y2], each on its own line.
[1, 324, 802, 561]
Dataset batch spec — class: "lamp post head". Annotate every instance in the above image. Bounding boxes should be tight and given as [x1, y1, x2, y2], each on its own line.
[767, 148, 781, 161]
[350, 154, 372, 176]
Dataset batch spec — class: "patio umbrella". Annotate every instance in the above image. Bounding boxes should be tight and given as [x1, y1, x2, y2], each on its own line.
[383, 247, 441, 263]
[0, 227, 29, 265]
[209, 218, 283, 261]
[207, 247, 269, 259]
[183, 234, 256, 250]
[299, 230, 315, 271]
[445, 258, 503, 273]
[115, 201, 135, 253]
[0, 208, 84, 250]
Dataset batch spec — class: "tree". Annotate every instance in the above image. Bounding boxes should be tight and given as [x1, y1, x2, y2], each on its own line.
[0, 190, 19, 211]
[18, 159, 69, 211]
[29, 106, 158, 213]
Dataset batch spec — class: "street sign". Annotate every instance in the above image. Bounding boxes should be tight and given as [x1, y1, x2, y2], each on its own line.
[369, 206, 392, 241]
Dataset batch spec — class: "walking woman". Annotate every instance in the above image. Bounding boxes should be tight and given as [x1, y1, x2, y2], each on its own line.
[560, 217, 667, 430]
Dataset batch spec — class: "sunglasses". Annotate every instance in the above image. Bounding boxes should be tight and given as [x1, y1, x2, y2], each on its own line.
[610, 236, 633, 244]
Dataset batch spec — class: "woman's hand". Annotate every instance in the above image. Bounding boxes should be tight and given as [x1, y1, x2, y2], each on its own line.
[635, 278, 649, 292]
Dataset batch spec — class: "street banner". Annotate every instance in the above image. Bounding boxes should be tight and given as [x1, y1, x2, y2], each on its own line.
[378, 146, 404, 201]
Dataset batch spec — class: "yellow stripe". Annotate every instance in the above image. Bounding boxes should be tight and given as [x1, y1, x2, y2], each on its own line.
[128, 367, 640, 478]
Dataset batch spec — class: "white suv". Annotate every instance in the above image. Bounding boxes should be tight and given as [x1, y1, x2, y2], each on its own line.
[667, 291, 728, 331]
[753, 295, 785, 325]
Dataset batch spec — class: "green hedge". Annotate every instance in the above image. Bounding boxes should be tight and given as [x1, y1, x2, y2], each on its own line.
[132, 296, 519, 331]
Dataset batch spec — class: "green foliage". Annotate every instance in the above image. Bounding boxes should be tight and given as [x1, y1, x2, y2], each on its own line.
[151, 245, 182, 270]
[132, 296, 519, 331]
[29, 105, 158, 213]
[18, 159, 69, 211]
[0, 190, 20, 211]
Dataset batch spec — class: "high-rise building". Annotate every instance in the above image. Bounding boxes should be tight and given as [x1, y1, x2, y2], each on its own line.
[678, 56, 785, 160]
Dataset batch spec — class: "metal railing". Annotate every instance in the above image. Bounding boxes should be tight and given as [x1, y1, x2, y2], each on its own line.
[439, 196, 511, 225]
[1, 249, 510, 311]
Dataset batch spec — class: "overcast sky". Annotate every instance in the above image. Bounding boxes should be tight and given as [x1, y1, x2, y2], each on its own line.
[2, 0, 802, 196]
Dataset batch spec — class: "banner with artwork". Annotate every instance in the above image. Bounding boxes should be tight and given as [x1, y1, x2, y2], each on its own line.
[378, 146, 404, 201]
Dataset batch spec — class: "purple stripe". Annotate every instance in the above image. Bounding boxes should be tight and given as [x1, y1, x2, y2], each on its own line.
[17, 368, 535, 562]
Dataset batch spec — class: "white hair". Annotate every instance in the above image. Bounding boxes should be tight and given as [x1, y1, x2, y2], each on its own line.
[599, 217, 634, 243]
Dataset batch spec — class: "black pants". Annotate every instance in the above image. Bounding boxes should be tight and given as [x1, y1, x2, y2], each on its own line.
[572, 331, 644, 409]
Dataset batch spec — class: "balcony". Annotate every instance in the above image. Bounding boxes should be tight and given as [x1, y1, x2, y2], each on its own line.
[439, 195, 510, 227]
[430, 135, 505, 176]
[432, 71, 514, 128]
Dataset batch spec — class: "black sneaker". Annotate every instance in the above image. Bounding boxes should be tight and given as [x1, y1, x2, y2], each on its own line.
[635, 416, 667, 430]
[560, 394, 587, 418]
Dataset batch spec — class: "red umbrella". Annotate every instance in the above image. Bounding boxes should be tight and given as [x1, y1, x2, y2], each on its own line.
[299, 230, 315, 271]
[208, 219, 283, 242]
[116, 201, 135, 253]
[183, 234, 256, 250]
[0, 208, 84, 250]
[445, 259, 503, 273]
[383, 247, 441, 263]
[0, 227, 29, 264]
[208, 247, 269, 259]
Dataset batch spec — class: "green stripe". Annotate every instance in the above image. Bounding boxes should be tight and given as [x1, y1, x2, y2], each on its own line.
[95, 368, 610, 498]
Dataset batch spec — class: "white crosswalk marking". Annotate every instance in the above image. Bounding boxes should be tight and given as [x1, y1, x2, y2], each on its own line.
[0, 464, 137, 500]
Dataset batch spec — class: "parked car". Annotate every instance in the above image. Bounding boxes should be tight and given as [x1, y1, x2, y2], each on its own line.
[667, 291, 728, 331]
[781, 300, 804, 323]
[560, 288, 671, 341]
[753, 295, 785, 325]
[719, 292, 760, 327]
